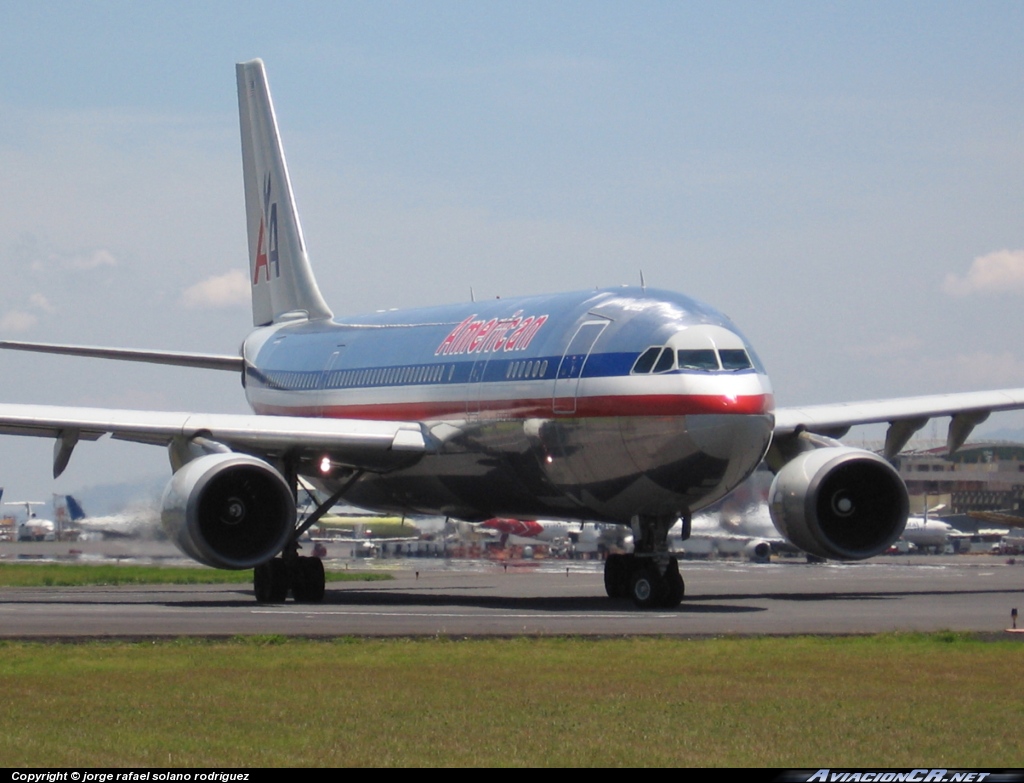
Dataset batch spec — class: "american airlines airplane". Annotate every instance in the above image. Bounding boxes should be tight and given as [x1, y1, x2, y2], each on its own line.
[3, 59, 1024, 608]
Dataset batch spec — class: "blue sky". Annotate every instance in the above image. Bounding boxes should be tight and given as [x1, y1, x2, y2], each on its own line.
[1, 2, 1023, 509]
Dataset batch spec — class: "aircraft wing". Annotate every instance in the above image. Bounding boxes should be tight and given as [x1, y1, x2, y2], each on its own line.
[0, 403, 433, 477]
[773, 388, 1024, 457]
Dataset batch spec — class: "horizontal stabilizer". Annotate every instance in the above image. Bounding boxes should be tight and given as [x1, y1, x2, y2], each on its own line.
[0, 340, 243, 372]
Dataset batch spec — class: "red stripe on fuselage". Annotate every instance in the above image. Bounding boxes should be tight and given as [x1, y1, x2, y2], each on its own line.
[251, 393, 774, 421]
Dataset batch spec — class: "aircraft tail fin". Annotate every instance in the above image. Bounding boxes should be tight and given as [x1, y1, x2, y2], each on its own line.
[65, 495, 87, 522]
[236, 59, 333, 327]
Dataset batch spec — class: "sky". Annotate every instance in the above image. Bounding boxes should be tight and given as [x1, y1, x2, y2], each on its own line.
[1, 1, 1023, 512]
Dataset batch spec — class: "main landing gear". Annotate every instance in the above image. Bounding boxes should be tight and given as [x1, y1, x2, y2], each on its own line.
[604, 512, 688, 609]
[253, 469, 360, 604]
[254, 554, 325, 603]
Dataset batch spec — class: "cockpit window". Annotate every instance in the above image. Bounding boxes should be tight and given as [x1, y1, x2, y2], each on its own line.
[631, 346, 661, 374]
[677, 349, 719, 371]
[719, 349, 753, 371]
[632, 329, 761, 375]
[653, 348, 675, 373]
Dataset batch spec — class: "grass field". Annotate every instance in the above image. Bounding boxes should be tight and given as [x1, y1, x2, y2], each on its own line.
[0, 562, 392, 587]
[0, 634, 1020, 767]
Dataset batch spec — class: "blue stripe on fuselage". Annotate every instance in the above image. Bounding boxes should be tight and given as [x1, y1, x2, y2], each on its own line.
[246, 351, 759, 393]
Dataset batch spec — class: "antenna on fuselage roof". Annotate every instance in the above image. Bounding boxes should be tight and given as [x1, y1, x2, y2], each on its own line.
[470, 286, 476, 303]
[640, 269, 647, 292]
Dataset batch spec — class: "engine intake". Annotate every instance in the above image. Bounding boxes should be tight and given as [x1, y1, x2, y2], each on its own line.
[161, 453, 295, 569]
[769, 447, 908, 560]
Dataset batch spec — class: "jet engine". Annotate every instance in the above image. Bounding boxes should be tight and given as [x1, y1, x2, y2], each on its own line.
[161, 452, 296, 569]
[743, 539, 772, 563]
[768, 447, 908, 560]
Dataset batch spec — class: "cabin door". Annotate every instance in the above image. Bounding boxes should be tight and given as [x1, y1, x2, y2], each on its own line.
[552, 320, 607, 415]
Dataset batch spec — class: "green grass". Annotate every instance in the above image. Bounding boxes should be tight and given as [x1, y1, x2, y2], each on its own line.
[0, 634, 1020, 767]
[0, 562, 392, 587]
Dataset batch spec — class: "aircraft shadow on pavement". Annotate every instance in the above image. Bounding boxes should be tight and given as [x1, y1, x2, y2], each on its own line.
[162, 589, 763, 614]
[2, 584, 1020, 617]
[130, 588, 766, 614]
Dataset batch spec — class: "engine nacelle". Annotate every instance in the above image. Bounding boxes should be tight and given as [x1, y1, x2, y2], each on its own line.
[743, 539, 772, 563]
[768, 447, 908, 560]
[161, 453, 296, 569]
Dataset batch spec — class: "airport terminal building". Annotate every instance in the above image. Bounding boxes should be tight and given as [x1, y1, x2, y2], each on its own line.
[894, 442, 1024, 527]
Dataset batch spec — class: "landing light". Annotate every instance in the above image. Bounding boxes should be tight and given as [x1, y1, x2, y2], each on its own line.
[320, 456, 332, 474]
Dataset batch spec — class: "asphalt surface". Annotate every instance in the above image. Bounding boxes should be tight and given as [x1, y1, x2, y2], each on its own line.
[1, 555, 1022, 637]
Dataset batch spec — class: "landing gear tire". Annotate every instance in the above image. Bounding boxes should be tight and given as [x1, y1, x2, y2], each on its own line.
[629, 562, 666, 609]
[660, 556, 685, 608]
[254, 558, 289, 603]
[604, 553, 634, 599]
[292, 556, 326, 603]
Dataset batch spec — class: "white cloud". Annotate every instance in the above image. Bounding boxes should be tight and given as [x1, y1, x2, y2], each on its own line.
[23, 248, 119, 273]
[943, 249, 1024, 296]
[180, 269, 250, 309]
[63, 248, 117, 270]
[0, 295, 53, 333]
[28, 293, 54, 313]
[0, 310, 38, 333]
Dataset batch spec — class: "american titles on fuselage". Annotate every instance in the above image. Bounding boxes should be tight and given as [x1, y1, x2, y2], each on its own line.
[435, 311, 550, 356]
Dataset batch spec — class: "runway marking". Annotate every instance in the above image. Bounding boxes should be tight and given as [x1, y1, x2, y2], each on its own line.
[252, 609, 674, 619]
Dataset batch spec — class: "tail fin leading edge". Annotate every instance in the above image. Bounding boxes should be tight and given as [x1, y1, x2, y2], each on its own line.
[236, 59, 332, 327]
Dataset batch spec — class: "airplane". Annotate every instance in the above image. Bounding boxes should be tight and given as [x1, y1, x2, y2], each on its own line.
[3, 500, 55, 541]
[311, 513, 422, 540]
[672, 506, 779, 562]
[293, 477, 426, 541]
[477, 517, 620, 558]
[4, 58, 1024, 608]
[61, 495, 160, 539]
[480, 517, 582, 543]
[898, 502, 955, 552]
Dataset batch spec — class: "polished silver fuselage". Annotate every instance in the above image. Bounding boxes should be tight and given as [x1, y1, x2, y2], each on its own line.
[243, 287, 775, 523]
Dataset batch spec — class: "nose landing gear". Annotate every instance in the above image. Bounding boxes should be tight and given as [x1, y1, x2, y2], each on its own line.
[607, 554, 684, 608]
[604, 512, 687, 609]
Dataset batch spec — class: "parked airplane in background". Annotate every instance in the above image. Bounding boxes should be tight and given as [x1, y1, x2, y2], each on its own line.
[481, 517, 581, 543]
[3, 59, 1024, 607]
[673, 506, 779, 563]
[898, 502, 956, 552]
[4, 500, 55, 541]
[479, 517, 619, 557]
[62, 495, 159, 539]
